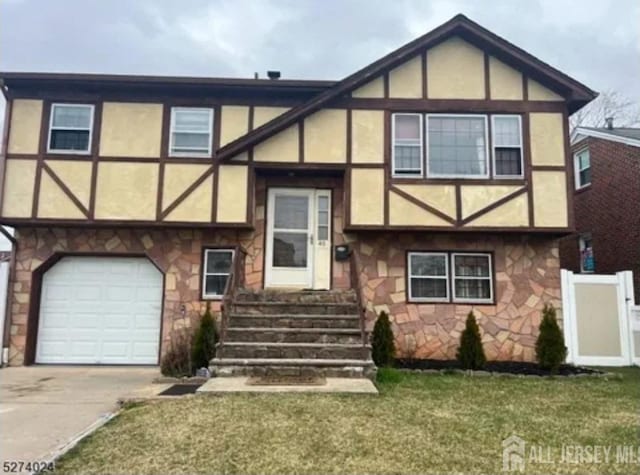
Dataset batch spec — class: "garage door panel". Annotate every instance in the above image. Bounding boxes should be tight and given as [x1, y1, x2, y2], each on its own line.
[36, 256, 162, 365]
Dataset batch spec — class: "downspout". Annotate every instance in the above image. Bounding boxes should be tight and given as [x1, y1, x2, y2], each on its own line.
[0, 226, 16, 366]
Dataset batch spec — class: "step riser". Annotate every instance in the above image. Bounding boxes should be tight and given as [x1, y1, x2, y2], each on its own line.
[219, 345, 368, 360]
[229, 317, 360, 329]
[226, 331, 362, 344]
[234, 290, 357, 304]
[212, 365, 376, 379]
[231, 304, 359, 315]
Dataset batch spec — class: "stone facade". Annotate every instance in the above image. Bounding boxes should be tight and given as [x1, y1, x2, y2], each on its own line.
[354, 233, 561, 362]
[6, 175, 560, 365]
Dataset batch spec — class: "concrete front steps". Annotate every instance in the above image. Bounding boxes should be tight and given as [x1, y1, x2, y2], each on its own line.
[210, 289, 376, 379]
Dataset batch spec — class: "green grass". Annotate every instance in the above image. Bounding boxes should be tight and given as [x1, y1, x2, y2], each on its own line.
[55, 367, 640, 474]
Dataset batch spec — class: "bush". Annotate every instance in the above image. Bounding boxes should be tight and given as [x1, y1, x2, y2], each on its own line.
[192, 302, 219, 370]
[456, 312, 486, 370]
[160, 328, 193, 377]
[535, 303, 567, 373]
[372, 311, 395, 367]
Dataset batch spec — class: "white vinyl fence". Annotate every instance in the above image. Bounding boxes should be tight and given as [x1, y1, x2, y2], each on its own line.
[561, 270, 637, 367]
[0, 259, 8, 364]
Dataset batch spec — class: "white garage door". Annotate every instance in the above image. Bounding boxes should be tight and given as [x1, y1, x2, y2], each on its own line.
[36, 256, 163, 364]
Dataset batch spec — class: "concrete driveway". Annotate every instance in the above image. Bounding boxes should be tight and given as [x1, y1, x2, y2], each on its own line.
[0, 366, 160, 466]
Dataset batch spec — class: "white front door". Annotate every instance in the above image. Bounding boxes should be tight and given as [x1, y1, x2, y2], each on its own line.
[265, 188, 331, 289]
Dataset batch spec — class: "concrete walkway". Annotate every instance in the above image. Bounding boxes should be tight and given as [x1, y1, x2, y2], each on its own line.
[0, 366, 159, 466]
[198, 377, 379, 394]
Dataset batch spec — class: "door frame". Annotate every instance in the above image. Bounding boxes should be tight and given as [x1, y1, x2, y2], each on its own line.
[25, 252, 165, 365]
[263, 186, 333, 290]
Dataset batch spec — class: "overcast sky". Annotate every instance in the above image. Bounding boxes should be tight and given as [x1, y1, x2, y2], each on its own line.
[1, 0, 638, 113]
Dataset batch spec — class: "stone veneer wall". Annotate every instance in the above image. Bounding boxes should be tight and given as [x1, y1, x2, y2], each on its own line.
[353, 233, 561, 362]
[7, 175, 351, 365]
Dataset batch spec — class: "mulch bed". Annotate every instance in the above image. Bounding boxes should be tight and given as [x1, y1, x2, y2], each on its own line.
[394, 359, 603, 376]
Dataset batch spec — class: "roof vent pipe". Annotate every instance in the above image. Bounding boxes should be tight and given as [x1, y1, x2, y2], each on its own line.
[605, 117, 614, 130]
[267, 70, 281, 80]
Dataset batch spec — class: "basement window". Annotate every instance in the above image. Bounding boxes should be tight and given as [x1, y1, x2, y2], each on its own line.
[579, 234, 594, 273]
[407, 251, 494, 304]
[47, 103, 94, 154]
[492, 115, 523, 178]
[202, 249, 234, 299]
[170, 107, 214, 157]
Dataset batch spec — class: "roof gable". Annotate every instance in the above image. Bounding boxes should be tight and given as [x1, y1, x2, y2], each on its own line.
[572, 127, 640, 148]
[218, 14, 597, 161]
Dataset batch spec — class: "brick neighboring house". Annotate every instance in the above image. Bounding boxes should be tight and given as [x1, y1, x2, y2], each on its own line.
[559, 124, 640, 301]
[0, 14, 596, 373]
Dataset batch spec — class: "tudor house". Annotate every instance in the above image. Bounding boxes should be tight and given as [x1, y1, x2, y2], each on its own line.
[0, 15, 595, 372]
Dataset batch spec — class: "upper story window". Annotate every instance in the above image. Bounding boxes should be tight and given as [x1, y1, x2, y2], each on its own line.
[169, 107, 214, 157]
[574, 148, 591, 189]
[492, 115, 523, 178]
[392, 113, 522, 179]
[427, 115, 488, 178]
[392, 114, 423, 176]
[202, 248, 234, 299]
[47, 103, 94, 154]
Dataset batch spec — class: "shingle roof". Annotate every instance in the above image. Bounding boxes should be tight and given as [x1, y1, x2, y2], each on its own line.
[580, 127, 640, 141]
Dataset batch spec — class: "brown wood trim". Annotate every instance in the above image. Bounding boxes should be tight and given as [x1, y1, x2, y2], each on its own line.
[160, 165, 215, 220]
[31, 101, 51, 218]
[522, 111, 534, 226]
[246, 163, 255, 225]
[211, 162, 219, 223]
[0, 99, 13, 215]
[88, 102, 103, 219]
[455, 184, 462, 222]
[344, 168, 352, 228]
[389, 185, 456, 225]
[298, 120, 304, 163]
[344, 224, 572, 234]
[522, 76, 529, 101]
[156, 104, 170, 220]
[248, 105, 255, 131]
[422, 52, 428, 99]
[41, 162, 90, 217]
[484, 52, 491, 99]
[383, 110, 391, 225]
[212, 104, 221, 154]
[346, 109, 352, 164]
[459, 186, 528, 225]
[337, 98, 567, 113]
[0, 217, 253, 229]
[390, 177, 525, 186]
[532, 165, 566, 171]
[562, 108, 575, 230]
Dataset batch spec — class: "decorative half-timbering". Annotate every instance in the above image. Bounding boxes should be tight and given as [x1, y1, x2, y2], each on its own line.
[0, 14, 596, 368]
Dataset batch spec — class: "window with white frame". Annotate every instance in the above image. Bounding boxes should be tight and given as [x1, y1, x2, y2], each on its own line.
[408, 251, 493, 303]
[408, 252, 449, 301]
[492, 115, 523, 177]
[392, 113, 423, 176]
[170, 107, 213, 157]
[202, 249, 234, 298]
[579, 233, 594, 273]
[427, 115, 489, 178]
[574, 148, 591, 189]
[452, 253, 493, 303]
[47, 103, 94, 154]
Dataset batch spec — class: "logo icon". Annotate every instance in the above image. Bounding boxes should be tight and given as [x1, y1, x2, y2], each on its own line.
[502, 435, 526, 472]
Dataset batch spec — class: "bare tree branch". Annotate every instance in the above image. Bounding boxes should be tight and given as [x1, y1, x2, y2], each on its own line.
[570, 89, 640, 133]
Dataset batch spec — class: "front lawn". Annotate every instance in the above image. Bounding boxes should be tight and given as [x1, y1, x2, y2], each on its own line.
[55, 368, 639, 474]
